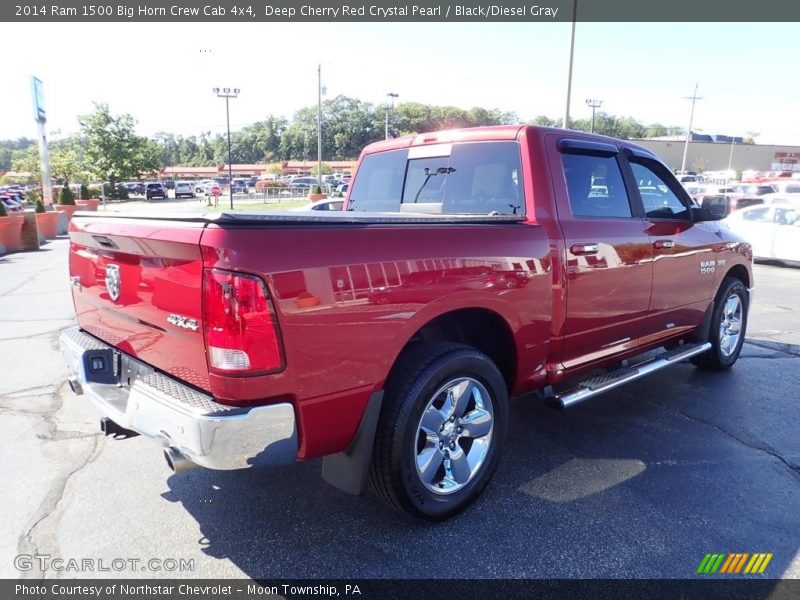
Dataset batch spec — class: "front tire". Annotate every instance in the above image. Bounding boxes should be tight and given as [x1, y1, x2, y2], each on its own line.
[370, 342, 508, 520]
[692, 276, 748, 370]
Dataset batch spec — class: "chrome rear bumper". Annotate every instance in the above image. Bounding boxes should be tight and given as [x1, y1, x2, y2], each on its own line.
[59, 326, 297, 470]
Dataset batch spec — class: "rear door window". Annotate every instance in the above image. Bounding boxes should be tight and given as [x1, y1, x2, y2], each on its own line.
[561, 153, 632, 218]
[349, 141, 524, 215]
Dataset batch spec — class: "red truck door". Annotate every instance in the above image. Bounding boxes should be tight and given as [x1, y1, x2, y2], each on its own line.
[548, 137, 653, 369]
[623, 151, 717, 342]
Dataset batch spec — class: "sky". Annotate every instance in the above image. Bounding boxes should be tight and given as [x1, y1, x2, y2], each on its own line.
[2, 21, 800, 145]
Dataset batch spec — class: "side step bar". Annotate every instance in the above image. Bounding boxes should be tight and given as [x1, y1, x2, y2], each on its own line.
[554, 342, 712, 409]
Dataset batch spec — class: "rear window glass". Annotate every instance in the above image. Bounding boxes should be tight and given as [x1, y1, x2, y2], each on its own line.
[348, 141, 524, 215]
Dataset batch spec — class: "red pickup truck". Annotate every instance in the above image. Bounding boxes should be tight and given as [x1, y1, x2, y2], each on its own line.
[60, 126, 752, 520]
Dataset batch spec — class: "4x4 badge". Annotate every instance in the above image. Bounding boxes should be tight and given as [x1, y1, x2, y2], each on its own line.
[105, 264, 121, 302]
[167, 314, 199, 331]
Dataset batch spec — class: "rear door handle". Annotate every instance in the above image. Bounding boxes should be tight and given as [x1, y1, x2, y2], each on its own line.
[653, 239, 675, 249]
[570, 243, 599, 256]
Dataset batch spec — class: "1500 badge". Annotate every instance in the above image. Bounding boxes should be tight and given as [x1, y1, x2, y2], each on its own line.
[700, 260, 716, 274]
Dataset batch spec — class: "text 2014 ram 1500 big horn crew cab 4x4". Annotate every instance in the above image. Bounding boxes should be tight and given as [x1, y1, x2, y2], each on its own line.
[60, 126, 752, 520]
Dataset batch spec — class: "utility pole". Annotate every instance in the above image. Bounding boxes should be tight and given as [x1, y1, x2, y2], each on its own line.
[680, 83, 702, 174]
[562, 0, 578, 129]
[317, 63, 323, 188]
[385, 92, 399, 139]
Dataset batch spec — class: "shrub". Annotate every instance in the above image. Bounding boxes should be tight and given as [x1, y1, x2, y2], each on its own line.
[255, 179, 287, 191]
[26, 188, 41, 206]
[0, 201, 7, 217]
[35, 200, 46, 214]
[87, 186, 101, 198]
[59, 185, 76, 205]
[103, 183, 129, 200]
[80, 184, 91, 200]
[310, 185, 323, 196]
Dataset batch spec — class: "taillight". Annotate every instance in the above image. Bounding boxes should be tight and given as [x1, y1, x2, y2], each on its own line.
[202, 268, 284, 375]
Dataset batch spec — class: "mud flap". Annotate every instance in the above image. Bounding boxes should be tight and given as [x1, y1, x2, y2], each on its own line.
[321, 390, 383, 496]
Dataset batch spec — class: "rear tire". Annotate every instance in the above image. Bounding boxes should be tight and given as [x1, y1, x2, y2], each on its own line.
[691, 276, 748, 371]
[370, 342, 508, 520]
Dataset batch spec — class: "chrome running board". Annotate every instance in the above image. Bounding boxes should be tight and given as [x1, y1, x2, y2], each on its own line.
[555, 342, 712, 409]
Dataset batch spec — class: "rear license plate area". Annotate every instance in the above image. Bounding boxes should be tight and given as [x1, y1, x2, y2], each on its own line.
[81, 349, 120, 385]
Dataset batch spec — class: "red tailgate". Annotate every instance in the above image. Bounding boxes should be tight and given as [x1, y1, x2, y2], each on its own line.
[68, 217, 211, 391]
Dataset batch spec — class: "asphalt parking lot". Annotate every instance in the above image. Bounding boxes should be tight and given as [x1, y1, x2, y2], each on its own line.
[1, 237, 798, 580]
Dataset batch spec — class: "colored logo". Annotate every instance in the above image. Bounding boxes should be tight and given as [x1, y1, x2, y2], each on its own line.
[697, 553, 773, 574]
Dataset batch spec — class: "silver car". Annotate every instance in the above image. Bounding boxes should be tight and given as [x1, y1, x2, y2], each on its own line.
[174, 182, 195, 199]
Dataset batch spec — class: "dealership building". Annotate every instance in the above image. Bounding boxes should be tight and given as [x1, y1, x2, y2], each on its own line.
[633, 133, 800, 173]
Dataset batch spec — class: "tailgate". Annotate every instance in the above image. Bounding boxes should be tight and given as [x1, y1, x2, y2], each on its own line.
[68, 217, 211, 391]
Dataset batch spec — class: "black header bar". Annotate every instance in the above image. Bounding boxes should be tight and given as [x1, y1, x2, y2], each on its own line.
[4, 0, 800, 22]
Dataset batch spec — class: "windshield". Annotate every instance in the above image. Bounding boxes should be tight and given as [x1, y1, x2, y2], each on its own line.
[349, 141, 524, 215]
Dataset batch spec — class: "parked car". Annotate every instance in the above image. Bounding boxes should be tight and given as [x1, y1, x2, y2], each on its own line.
[193, 181, 207, 194]
[761, 194, 800, 206]
[1, 196, 23, 211]
[162, 181, 176, 190]
[770, 181, 800, 194]
[174, 182, 195, 199]
[145, 183, 166, 200]
[723, 204, 800, 265]
[125, 182, 146, 196]
[60, 125, 752, 520]
[288, 176, 319, 188]
[290, 199, 345, 211]
[231, 179, 249, 193]
[335, 183, 349, 197]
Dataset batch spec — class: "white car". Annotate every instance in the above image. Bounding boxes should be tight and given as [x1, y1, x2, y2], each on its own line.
[174, 182, 195, 199]
[723, 204, 800, 265]
[194, 181, 210, 194]
[770, 180, 800, 194]
[290, 199, 345, 212]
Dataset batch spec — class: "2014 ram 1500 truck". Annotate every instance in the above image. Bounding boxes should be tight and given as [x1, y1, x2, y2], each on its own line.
[60, 126, 752, 520]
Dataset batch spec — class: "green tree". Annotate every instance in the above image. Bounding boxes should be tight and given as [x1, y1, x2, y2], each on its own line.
[50, 138, 90, 187]
[0, 137, 35, 171]
[78, 103, 160, 197]
[310, 163, 333, 176]
[11, 146, 41, 181]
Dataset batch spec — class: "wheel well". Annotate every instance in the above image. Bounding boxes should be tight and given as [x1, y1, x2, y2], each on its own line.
[394, 309, 516, 390]
[725, 264, 750, 289]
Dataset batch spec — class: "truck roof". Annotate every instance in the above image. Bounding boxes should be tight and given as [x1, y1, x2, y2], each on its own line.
[362, 124, 660, 162]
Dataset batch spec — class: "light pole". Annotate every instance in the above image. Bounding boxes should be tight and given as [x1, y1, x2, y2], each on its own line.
[212, 87, 240, 210]
[315, 64, 329, 188]
[585, 99, 602, 133]
[680, 83, 702, 174]
[562, 0, 578, 129]
[385, 92, 399, 139]
[726, 136, 737, 183]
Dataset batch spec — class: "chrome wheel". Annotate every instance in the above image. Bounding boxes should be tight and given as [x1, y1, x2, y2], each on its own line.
[415, 377, 494, 495]
[719, 293, 743, 357]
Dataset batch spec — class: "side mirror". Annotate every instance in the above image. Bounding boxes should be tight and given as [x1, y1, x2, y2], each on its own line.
[694, 195, 730, 221]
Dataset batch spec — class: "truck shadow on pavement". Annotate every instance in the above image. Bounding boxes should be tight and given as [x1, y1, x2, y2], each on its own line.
[161, 348, 799, 579]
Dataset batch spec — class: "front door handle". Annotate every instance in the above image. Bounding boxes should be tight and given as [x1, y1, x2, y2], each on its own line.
[570, 243, 599, 256]
[653, 239, 675, 249]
